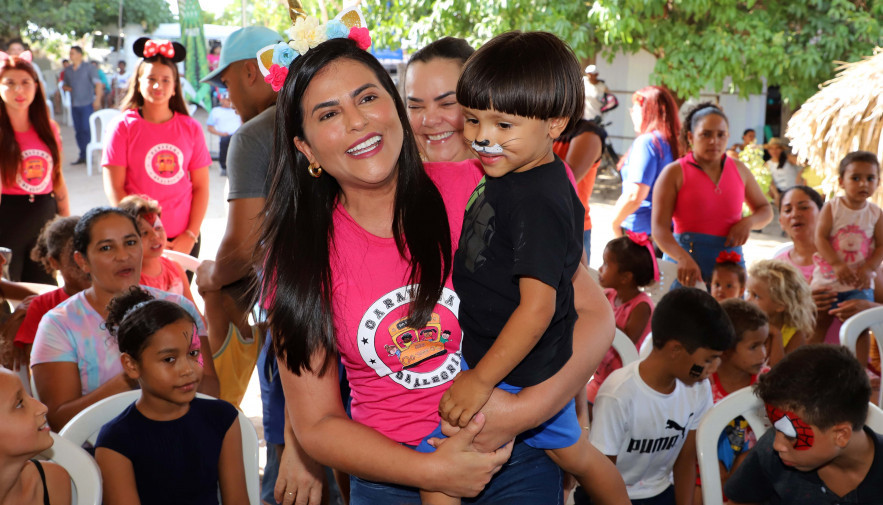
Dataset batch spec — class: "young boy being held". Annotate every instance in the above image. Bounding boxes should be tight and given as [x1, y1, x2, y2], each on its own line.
[421, 31, 629, 505]
[588, 288, 734, 505]
[725, 345, 883, 504]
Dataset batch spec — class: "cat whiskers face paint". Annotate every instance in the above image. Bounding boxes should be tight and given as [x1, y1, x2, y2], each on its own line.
[471, 140, 504, 155]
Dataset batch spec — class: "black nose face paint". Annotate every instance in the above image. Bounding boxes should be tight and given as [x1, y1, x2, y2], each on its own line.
[688, 364, 704, 378]
[474, 139, 490, 147]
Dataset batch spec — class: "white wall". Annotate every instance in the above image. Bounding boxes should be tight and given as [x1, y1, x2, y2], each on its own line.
[593, 49, 767, 154]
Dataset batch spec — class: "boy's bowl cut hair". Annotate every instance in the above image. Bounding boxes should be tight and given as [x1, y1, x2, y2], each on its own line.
[838, 150, 880, 178]
[756, 345, 870, 430]
[651, 288, 735, 352]
[456, 31, 584, 134]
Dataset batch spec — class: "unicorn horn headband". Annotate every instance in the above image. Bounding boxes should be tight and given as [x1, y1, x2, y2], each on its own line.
[257, 3, 372, 92]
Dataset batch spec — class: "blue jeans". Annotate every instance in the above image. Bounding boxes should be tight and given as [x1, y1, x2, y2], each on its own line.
[350, 440, 563, 504]
[71, 104, 93, 159]
[836, 289, 875, 306]
[583, 229, 592, 265]
[664, 232, 743, 289]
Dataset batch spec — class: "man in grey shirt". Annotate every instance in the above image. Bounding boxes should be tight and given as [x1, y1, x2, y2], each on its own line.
[62, 46, 102, 164]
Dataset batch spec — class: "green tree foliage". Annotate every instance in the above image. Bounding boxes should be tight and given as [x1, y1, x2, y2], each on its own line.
[0, 0, 172, 40]
[215, 0, 345, 36]
[366, 0, 883, 104]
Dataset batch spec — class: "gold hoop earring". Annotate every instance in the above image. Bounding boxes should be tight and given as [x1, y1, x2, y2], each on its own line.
[308, 161, 323, 178]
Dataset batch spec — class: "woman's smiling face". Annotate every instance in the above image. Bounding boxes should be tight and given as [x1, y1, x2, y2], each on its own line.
[405, 58, 471, 163]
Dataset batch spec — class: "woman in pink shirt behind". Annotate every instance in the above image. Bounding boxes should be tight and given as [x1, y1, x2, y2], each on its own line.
[101, 38, 210, 258]
[0, 56, 69, 283]
[652, 102, 772, 288]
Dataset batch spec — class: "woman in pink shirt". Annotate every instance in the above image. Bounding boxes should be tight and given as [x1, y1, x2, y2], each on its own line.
[652, 102, 772, 287]
[0, 56, 69, 283]
[260, 38, 614, 503]
[102, 38, 210, 257]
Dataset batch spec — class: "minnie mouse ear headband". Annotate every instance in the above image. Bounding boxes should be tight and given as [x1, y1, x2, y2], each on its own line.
[257, 2, 371, 92]
[626, 231, 660, 283]
[0, 50, 32, 63]
[133, 37, 186, 64]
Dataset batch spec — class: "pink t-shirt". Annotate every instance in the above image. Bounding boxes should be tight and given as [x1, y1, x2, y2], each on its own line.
[774, 249, 813, 282]
[3, 124, 60, 196]
[587, 289, 654, 403]
[332, 160, 483, 445]
[102, 110, 211, 238]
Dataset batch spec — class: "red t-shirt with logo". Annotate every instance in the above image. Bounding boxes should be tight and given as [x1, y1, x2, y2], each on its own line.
[331, 160, 483, 445]
[3, 124, 60, 196]
[102, 110, 211, 238]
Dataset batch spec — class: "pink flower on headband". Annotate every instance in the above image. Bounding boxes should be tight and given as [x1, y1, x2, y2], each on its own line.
[716, 251, 742, 264]
[265, 64, 288, 92]
[348, 27, 371, 50]
[626, 231, 660, 283]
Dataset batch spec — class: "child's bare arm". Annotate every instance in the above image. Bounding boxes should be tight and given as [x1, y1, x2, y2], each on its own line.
[815, 203, 856, 285]
[218, 417, 250, 505]
[857, 214, 883, 287]
[622, 302, 651, 345]
[672, 430, 698, 505]
[95, 448, 142, 505]
[439, 277, 556, 428]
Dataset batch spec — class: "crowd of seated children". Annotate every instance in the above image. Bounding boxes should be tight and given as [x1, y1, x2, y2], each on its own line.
[695, 299, 769, 504]
[578, 288, 734, 505]
[0, 367, 71, 505]
[117, 195, 195, 305]
[95, 287, 248, 505]
[745, 259, 815, 367]
[726, 345, 883, 504]
[589, 233, 656, 414]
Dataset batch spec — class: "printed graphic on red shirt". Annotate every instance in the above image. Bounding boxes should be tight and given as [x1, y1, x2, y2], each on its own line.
[144, 143, 185, 185]
[357, 285, 462, 390]
[16, 149, 52, 193]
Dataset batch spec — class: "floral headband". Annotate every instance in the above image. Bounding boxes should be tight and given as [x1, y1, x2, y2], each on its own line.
[257, 6, 371, 92]
[626, 231, 659, 283]
[716, 251, 742, 264]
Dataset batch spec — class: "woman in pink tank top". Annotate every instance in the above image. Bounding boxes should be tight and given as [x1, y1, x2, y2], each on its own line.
[652, 103, 771, 287]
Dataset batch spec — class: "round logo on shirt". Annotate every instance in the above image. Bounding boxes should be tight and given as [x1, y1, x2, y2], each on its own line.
[16, 149, 52, 194]
[144, 143, 184, 185]
[357, 285, 462, 390]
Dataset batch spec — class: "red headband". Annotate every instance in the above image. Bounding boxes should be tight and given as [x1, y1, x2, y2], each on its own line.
[143, 39, 175, 59]
[0, 50, 32, 63]
[716, 250, 742, 264]
[626, 231, 659, 283]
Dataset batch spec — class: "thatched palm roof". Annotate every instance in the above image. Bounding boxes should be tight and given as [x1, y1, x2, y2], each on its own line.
[786, 48, 883, 196]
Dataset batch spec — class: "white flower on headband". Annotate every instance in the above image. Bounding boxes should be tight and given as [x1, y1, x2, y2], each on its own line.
[288, 16, 327, 55]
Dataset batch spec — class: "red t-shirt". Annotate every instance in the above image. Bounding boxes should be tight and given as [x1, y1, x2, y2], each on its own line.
[14, 287, 70, 346]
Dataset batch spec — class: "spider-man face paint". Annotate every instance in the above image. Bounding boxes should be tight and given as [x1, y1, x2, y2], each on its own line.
[765, 404, 814, 450]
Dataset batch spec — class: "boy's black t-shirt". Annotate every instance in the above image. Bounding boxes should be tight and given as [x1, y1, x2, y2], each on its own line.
[724, 425, 883, 504]
[453, 156, 584, 387]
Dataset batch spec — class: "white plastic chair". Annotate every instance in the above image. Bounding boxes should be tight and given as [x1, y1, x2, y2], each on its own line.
[86, 109, 121, 176]
[641, 259, 679, 305]
[639, 332, 653, 359]
[612, 328, 639, 366]
[587, 267, 599, 284]
[40, 432, 102, 505]
[187, 103, 198, 116]
[696, 386, 883, 505]
[840, 306, 883, 406]
[770, 242, 794, 260]
[59, 390, 260, 504]
[695, 387, 772, 505]
[60, 88, 72, 126]
[162, 249, 202, 273]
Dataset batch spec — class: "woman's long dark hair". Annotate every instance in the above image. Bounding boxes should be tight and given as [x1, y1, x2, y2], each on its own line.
[261, 38, 451, 375]
[0, 57, 60, 187]
[119, 55, 189, 116]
